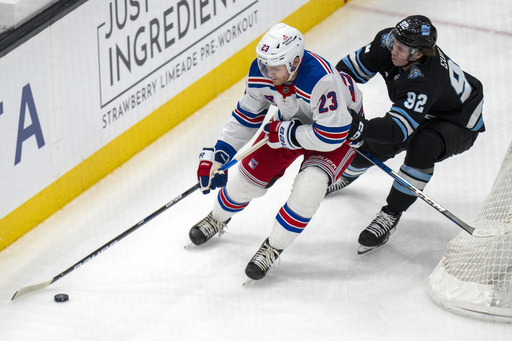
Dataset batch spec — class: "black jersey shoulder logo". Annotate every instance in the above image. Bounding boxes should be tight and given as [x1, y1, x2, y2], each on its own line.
[408, 66, 424, 79]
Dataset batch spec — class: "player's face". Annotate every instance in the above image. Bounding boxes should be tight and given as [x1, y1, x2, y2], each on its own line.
[390, 39, 412, 66]
[390, 38, 423, 67]
[265, 65, 290, 85]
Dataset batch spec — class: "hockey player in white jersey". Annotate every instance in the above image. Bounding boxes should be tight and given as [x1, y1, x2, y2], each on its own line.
[188, 23, 363, 281]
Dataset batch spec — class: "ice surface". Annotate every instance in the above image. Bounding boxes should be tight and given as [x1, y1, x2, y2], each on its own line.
[1, 0, 511, 340]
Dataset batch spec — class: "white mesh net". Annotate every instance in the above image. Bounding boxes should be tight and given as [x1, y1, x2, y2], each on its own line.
[428, 141, 512, 323]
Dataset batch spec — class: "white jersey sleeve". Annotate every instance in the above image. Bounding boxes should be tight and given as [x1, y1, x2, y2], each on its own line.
[217, 66, 272, 151]
[290, 52, 363, 151]
[215, 53, 364, 153]
[294, 72, 362, 151]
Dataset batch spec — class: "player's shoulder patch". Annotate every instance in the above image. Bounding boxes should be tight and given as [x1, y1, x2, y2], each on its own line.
[408, 66, 424, 79]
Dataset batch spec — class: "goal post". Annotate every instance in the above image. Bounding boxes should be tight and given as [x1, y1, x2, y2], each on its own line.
[428, 140, 512, 323]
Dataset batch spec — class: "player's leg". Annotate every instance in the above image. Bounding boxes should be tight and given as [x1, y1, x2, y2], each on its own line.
[357, 129, 442, 253]
[327, 140, 407, 194]
[245, 144, 354, 280]
[358, 120, 479, 253]
[189, 137, 299, 246]
[189, 168, 267, 245]
[245, 166, 329, 280]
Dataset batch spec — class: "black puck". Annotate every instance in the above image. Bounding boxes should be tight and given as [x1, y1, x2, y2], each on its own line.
[54, 293, 69, 302]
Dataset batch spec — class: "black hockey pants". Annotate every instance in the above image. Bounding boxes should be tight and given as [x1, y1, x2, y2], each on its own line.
[351, 119, 480, 213]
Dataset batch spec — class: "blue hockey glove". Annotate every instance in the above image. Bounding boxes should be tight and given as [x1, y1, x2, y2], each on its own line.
[263, 119, 302, 150]
[197, 141, 236, 194]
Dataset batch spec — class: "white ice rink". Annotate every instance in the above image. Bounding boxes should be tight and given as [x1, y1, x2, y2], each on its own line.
[1, 0, 511, 340]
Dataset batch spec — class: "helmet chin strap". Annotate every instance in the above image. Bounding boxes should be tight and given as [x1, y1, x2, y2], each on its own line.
[286, 58, 302, 82]
[403, 49, 423, 68]
[287, 70, 297, 82]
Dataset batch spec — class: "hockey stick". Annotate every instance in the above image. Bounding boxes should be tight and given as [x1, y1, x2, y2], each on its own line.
[11, 137, 269, 300]
[354, 149, 483, 237]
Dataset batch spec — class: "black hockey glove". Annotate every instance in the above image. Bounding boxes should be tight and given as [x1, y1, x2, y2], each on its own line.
[347, 109, 368, 146]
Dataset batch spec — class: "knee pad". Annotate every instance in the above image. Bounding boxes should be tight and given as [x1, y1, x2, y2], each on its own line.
[287, 167, 329, 218]
[226, 165, 267, 201]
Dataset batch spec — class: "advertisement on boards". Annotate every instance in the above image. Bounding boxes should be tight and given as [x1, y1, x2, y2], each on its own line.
[0, 0, 309, 223]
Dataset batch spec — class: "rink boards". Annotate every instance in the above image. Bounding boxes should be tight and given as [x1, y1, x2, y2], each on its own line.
[0, 0, 349, 251]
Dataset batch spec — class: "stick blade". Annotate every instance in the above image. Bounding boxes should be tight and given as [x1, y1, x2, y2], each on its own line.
[11, 279, 53, 300]
[472, 227, 501, 238]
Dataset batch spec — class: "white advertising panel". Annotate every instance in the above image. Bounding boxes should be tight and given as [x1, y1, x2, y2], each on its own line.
[0, 0, 309, 220]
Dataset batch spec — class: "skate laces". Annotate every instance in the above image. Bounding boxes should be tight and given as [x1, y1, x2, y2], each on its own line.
[251, 240, 282, 272]
[198, 213, 228, 239]
[326, 176, 355, 194]
[367, 210, 399, 237]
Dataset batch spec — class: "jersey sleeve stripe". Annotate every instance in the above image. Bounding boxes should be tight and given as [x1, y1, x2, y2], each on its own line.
[307, 51, 334, 75]
[388, 108, 418, 141]
[341, 56, 366, 83]
[295, 86, 311, 103]
[466, 99, 484, 131]
[342, 51, 374, 83]
[390, 107, 420, 127]
[247, 77, 275, 89]
[354, 49, 375, 80]
[232, 103, 266, 128]
[312, 122, 349, 144]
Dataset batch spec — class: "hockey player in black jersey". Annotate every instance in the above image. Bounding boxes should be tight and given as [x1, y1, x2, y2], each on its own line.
[329, 15, 485, 254]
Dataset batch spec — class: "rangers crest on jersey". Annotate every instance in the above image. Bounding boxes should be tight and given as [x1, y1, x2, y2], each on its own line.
[248, 157, 259, 169]
[408, 66, 424, 79]
[265, 95, 275, 103]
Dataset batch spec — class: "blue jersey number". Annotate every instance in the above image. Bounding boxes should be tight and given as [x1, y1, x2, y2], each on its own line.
[319, 92, 338, 113]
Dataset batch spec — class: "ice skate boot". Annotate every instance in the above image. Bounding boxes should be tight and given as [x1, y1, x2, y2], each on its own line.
[245, 238, 283, 281]
[358, 206, 401, 254]
[325, 174, 357, 195]
[188, 212, 230, 246]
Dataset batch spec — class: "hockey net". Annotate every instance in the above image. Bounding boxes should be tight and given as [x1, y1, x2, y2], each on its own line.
[428, 140, 512, 323]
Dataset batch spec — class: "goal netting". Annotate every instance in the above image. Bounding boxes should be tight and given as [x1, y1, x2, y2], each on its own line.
[428, 141, 512, 323]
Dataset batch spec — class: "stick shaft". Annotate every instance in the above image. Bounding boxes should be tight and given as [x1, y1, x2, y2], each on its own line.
[49, 137, 269, 284]
[355, 149, 476, 235]
[12, 137, 268, 300]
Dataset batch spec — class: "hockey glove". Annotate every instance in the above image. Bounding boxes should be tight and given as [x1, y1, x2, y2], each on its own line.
[263, 119, 302, 150]
[197, 142, 235, 194]
[347, 109, 368, 147]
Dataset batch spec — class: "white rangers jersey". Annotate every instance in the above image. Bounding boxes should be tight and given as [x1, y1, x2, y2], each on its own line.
[218, 50, 364, 153]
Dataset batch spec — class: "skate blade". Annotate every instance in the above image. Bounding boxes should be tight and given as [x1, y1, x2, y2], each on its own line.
[358, 239, 389, 255]
[184, 240, 197, 249]
[357, 245, 377, 255]
[243, 278, 257, 286]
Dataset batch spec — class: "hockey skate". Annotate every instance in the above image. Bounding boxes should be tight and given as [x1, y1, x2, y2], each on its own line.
[357, 206, 401, 254]
[188, 212, 230, 246]
[244, 238, 283, 282]
[325, 174, 357, 195]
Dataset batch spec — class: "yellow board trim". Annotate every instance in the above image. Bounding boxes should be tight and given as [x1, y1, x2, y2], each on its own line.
[0, 0, 350, 251]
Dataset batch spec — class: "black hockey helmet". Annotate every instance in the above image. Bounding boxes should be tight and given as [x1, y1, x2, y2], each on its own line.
[393, 15, 437, 48]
